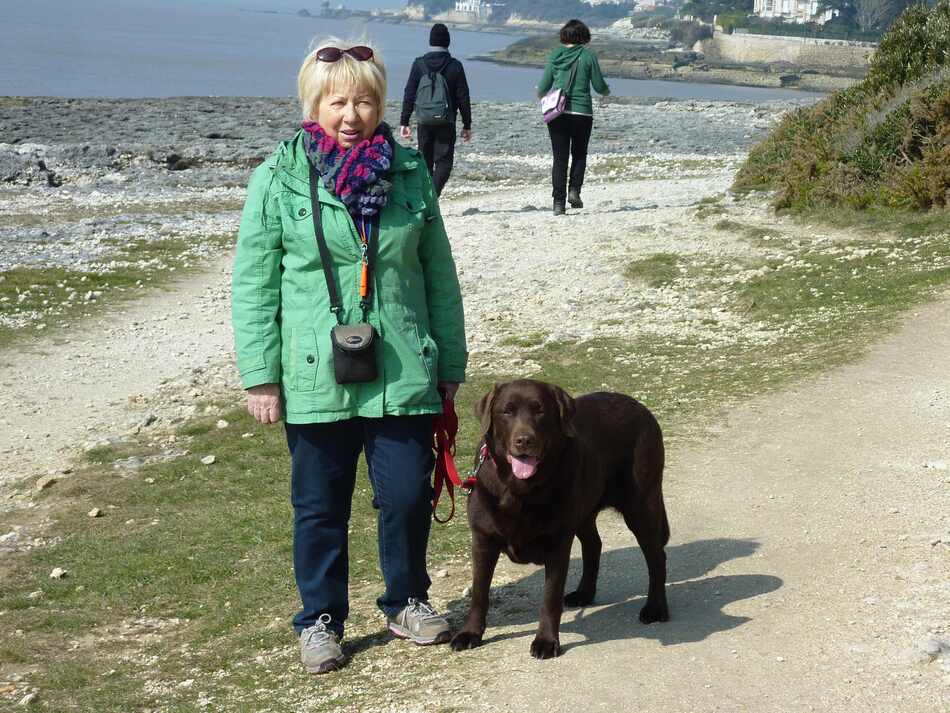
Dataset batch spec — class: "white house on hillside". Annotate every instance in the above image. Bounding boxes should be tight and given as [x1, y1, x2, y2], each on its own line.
[455, 0, 493, 18]
[753, 0, 834, 23]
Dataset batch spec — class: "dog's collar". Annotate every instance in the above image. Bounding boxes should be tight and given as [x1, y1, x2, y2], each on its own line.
[469, 442, 494, 487]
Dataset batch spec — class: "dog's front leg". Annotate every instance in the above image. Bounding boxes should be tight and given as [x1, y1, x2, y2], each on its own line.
[531, 537, 573, 659]
[451, 531, 501, 651]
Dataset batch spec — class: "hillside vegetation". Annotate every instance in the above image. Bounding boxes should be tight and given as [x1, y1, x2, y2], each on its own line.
[733, 0, 949, 212]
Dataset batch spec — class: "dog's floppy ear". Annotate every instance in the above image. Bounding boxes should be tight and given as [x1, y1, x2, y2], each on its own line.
[475, 384, 499, 435]
[552, 385, 577, 438]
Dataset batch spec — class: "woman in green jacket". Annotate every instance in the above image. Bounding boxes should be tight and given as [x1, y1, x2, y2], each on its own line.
[231, 38, 467, 675]
[537, 19, 610, 215]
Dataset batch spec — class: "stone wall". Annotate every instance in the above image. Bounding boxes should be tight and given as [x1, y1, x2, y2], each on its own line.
[697, 32, 876, 69]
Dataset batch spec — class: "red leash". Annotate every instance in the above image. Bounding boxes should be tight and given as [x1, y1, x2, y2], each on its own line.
[432, 395, 478, 524]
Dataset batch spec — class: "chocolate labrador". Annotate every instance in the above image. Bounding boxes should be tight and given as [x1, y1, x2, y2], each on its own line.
[450, 379, 670, 659]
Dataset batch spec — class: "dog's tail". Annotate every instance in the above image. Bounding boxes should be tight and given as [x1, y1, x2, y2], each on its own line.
[633, 417, 670, 548]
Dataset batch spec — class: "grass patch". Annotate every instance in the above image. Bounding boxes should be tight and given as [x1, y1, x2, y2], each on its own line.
[695, 195, 727, 219]
[0, 199, 243, 229]
[624, 253, 682, 287]
[590, 156, 716, 179]
[0, 233, 233, 349]
[735, 234, 950, 323]
[713, 219, 745, 232]
[499, 331, 548, 349]
[790, 205, 950, 240]
[742, 226, 784, 242]
[708, 218, 788, 247]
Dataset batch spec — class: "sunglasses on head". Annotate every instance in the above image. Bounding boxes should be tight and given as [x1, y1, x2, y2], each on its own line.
[315, 46, 374, 62]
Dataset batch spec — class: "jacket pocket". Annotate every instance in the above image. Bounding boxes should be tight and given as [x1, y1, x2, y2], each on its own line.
[288, 327, 320, 392]
[386, 192, 426, 233]
[283, 195, 315, 240]
[415, 326, 440, 385]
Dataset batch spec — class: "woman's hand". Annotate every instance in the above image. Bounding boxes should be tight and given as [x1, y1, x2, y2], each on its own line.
[438, 382, 460, 401]
[247, 383, 283, 425]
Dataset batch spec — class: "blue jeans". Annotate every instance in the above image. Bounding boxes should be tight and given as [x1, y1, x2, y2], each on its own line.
[285, 415, 435, 637]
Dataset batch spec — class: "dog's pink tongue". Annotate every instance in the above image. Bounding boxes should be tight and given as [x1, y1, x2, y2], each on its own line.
[508, 455, 538, 480]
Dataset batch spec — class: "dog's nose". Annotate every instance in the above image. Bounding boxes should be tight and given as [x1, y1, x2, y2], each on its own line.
[514, 433, 534, 451]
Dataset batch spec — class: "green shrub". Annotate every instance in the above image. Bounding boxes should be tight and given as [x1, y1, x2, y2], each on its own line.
[733, 0, 950, 213]
[717, 11, 749, 34]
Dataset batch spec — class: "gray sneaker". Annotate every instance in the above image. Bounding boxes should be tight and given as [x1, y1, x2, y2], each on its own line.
[299, 613, 345, 674]
[387, 598, 451, 645]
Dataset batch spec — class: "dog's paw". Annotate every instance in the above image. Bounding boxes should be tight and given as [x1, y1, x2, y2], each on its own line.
[530, 636, 561, 659]
[638, 600, 670, 624]
[564, 589, 595, 607]
[450, 631, 483, 651]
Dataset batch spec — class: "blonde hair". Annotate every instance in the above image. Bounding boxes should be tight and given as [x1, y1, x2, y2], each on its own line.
[297, 37, 387, 122]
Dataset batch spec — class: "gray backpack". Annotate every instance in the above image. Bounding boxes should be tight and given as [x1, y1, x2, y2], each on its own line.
[414, 59, 453, 126]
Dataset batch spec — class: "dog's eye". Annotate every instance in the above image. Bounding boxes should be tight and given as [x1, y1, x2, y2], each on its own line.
[501, 403, 515, 415]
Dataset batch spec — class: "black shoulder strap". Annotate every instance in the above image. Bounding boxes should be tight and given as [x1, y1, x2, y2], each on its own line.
[309, 165, 342, 322]
[309, 165, 378, 323]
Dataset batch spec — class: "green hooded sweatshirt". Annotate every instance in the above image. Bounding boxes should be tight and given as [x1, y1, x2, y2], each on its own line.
[537, 45, 610, 116]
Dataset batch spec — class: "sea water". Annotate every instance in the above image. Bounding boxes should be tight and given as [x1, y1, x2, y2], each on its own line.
[1, 0, 817, 102]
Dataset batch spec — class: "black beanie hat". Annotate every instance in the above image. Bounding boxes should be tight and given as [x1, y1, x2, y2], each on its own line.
[430, 23, 450, 48]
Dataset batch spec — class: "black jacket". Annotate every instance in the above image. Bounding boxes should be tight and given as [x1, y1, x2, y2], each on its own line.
[400, 51, 472, 130]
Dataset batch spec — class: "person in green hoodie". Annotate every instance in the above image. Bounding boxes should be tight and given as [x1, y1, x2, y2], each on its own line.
[231, 38, 468, 675]
[536, 19, 610, 215]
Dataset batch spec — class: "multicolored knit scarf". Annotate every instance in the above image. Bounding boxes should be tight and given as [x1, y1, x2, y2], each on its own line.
[301, 121, 394, 217]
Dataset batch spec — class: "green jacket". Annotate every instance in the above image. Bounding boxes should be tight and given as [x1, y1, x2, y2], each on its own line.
[231, 130, 468, 424]
[537, 45, 610, 116]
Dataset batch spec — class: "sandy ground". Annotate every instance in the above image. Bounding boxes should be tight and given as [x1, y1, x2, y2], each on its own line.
[1, 178, 948, 709]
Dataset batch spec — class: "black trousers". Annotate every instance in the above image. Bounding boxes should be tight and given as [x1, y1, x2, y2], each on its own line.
[417, 123, 457, 196]
[546, 113, 594, 202]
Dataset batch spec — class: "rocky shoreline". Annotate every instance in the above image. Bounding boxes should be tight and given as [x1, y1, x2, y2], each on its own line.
[0, 94, 809, 269]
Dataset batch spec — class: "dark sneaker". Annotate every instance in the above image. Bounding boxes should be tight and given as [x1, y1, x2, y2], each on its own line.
[568, 189, 583, 209]
[387, 598, 451, 645]
[299, 614, 345, 674]
[553, 201, 566, 216]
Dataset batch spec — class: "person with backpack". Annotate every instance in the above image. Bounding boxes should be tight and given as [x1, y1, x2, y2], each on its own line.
[537, 19, 610, 215]
[399, 23, 472, 196]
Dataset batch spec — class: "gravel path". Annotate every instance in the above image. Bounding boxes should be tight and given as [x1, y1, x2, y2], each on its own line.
[0, 258, 235, 487]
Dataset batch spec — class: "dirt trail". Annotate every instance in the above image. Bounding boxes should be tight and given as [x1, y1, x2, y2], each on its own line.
[0, 258, 235, 491]
[462, 298, 950, 711]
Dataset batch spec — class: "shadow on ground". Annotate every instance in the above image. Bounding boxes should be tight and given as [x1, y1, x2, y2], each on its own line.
[446, 538, 782, 653]
[449, 203, 662, 218]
